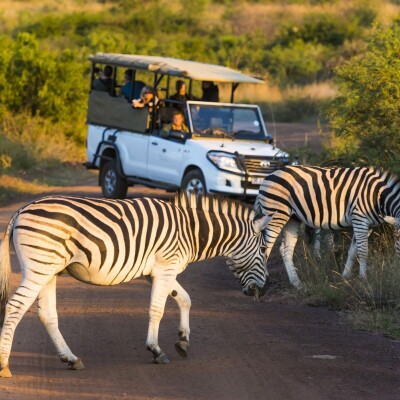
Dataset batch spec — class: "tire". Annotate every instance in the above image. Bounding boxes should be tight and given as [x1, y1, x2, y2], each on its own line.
[100, 160, 128, 199]
[182, 169, 207, 196]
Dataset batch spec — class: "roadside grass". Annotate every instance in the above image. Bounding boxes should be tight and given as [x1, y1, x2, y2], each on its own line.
[0, 164, 96, 206]
[0, 112, 95, 205]
[295, 226, 400, 339]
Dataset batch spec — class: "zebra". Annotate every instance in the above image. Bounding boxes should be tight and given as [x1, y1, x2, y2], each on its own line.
[254, 165, 400, 289]
[0, 194, 271, 377]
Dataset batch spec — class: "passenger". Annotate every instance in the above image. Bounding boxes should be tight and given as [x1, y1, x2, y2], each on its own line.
[132, 86, 160, 131]
[169, 80, 196, 111]
[201, 81, 219, 102]
[93, 66, 102, 80]
[162, 110, 189, 133]
[120, 69, 146, 102]
[161, 110, 189, 137]
[92, 65, 115, 95]
[132, 85, 158, 112]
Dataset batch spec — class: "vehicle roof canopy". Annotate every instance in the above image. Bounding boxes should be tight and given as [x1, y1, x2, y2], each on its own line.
[88, 53, 264, 84]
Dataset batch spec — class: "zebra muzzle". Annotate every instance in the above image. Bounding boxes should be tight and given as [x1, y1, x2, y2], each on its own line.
[243, 278, 269, 299]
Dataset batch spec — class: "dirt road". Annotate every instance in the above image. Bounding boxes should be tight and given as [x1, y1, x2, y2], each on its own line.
[0, 183, 399, 400]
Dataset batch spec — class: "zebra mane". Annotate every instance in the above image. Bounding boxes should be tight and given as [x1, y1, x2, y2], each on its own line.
[172, 193, 254, 220]
[384, 170, 400, 188]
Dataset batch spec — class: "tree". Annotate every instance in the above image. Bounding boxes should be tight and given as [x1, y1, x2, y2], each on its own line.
[323, 24, 400, 174]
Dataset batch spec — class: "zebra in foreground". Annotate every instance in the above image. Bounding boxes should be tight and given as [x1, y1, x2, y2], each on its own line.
[0, 194, 271, 378]
[254, 166, 400, 289]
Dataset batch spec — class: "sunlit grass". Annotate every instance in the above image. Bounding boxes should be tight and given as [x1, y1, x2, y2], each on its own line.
[295, 226, 400, 339]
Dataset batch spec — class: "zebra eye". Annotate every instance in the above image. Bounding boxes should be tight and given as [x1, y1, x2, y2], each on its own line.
[260, 246, 266, 253]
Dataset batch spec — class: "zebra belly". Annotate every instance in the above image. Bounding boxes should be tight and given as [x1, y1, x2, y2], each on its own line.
[66, 262, 115, 286]
[301, 217, 352, 230]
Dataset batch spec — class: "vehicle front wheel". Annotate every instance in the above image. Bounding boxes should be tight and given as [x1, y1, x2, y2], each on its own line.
[182, 169, 207, 196]
[100, 160, 128, 199]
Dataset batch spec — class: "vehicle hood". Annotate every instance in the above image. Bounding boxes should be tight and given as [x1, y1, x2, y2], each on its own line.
[188, 138, 288, 157]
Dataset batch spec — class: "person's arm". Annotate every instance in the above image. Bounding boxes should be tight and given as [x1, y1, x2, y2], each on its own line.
[132, 99, 145, 108]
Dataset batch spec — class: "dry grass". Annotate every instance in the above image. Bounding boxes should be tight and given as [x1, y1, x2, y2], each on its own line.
[226, 0, 399, 36]
[218, 81, 337, 104]
[0, 0, 112, 18]
[0, 174, 48, 194]
[295, 227, 400, 339]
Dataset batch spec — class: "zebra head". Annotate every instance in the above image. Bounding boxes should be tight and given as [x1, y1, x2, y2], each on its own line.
[226, 214, 272, 300]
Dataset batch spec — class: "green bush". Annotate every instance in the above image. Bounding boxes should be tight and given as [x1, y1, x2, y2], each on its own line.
[0, 33, 87, 144]
[264, 39, 332, 86]
[322, 24, 400, 175]
[277, 13, 357, 47]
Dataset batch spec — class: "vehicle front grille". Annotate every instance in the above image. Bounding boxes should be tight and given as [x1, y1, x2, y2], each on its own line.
[239, 156, 285, 175]
[241, 181, 262, 190]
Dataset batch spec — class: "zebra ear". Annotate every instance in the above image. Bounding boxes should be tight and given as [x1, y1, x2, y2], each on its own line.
[253, 214, 273, 234]
[383, 216, 400, 226]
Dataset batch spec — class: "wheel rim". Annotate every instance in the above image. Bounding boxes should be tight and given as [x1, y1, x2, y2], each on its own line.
[185, 177, 204, 196]
[104, 169, 117, 195]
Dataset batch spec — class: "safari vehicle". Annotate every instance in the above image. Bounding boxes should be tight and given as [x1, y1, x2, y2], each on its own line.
[84, 53, 291, 199]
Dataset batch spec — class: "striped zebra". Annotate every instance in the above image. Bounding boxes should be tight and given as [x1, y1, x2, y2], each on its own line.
[254, 166, 400, 288]
[0, 194, 271, 377]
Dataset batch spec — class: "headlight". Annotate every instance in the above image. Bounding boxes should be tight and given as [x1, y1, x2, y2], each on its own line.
[207, 151, 244, 174]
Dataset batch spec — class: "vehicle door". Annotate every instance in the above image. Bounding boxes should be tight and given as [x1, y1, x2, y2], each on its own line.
[116, 131, 150, 178]
[147, 133, 186, 185]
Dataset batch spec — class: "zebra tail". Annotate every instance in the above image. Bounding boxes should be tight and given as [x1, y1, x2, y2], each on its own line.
[0, 212, 18, 327]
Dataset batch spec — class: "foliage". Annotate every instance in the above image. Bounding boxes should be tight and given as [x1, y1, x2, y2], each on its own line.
[0, 0, 397, 180]
[264, 39, 332, 86]
[322, 24, 400, 175]
[0, 33, 87, 145]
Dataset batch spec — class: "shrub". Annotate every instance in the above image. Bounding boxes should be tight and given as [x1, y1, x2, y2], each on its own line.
[0, 33, 87, 144]
[264, 39, 332, 86]
[322, 24, 400, 175]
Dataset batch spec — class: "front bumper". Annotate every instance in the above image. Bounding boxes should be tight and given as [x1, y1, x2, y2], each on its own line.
[206, 170, 265, 197]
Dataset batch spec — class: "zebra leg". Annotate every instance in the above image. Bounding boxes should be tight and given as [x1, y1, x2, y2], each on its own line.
[169, 281, 191, 357]
[352, 222, 370, 279]
[37, 276, 84, 370]
[0, 277, 50, 378]
[342, 235, 357, 279]
[146, 273, 177, 364]
[279, 219, 303, 289]
[313, 228, 322, 260]
[342, 229, 372, 279]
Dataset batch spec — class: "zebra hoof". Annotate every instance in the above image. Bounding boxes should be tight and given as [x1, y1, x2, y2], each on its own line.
[68, 358, 85, 370]
[292, 280, 305, 290]
[153, 352, 170, 364]
[175, 340, 189, 357]
[0, 365, 12, 378]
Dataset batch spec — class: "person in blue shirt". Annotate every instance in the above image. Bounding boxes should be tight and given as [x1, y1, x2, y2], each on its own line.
[121, 69, 146, 101]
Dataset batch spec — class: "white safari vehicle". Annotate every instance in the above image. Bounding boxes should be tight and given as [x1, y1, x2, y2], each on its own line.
[85, 53, 290, 198]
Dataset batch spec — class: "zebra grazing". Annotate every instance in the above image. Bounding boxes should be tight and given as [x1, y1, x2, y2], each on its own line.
[0, 194, 271, 378]
[254, 166, 400, 288]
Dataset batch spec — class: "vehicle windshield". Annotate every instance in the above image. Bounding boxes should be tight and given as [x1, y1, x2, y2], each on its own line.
[188, 103, 267, 140]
